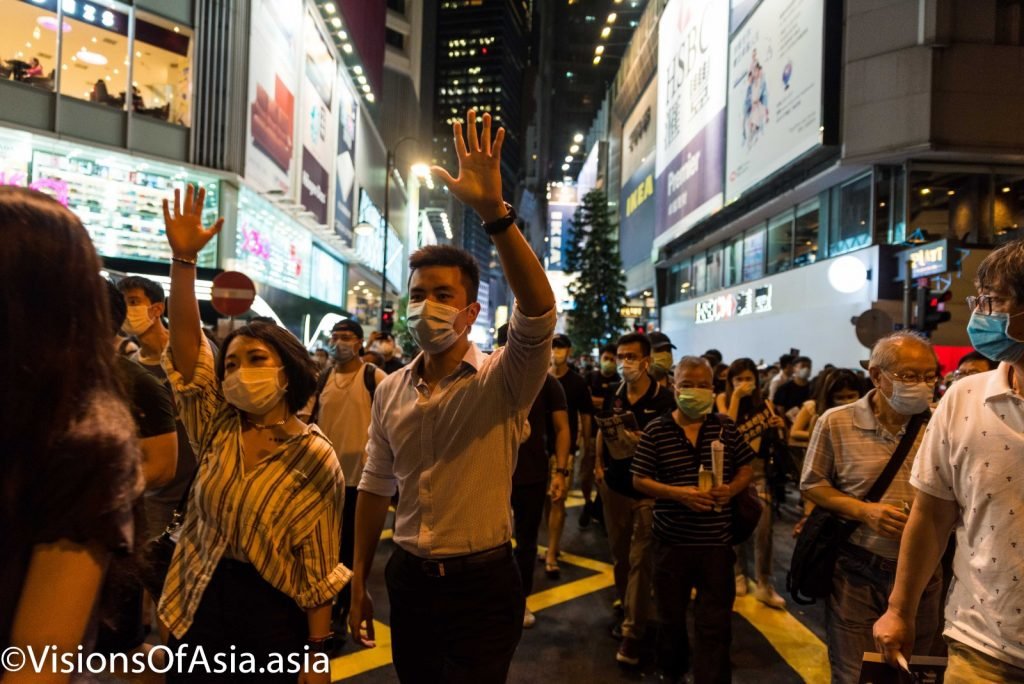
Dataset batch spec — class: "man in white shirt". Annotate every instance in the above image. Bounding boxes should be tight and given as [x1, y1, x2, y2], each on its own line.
[874, 243, 1024, 682]
[348, 109, 556, 682]
[310, 318, 385, 640]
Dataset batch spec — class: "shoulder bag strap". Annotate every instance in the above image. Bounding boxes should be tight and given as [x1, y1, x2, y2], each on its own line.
[862, 410, 929, 504]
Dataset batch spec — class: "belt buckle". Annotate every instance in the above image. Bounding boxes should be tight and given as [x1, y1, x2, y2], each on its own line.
[422, 559, 446, 577]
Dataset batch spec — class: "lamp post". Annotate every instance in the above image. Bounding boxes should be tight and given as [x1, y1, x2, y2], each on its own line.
[381, 136, 420, 324]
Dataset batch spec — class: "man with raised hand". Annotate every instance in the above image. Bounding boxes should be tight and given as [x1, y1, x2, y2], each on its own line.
[348, 109, 556, 683]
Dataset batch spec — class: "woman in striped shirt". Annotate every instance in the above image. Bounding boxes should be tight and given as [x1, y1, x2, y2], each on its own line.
[157, 185, 350, 683]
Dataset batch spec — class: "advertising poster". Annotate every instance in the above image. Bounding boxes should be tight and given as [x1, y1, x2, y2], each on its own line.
[334, 72, 359, 247]
[236, 188, 312, 298]
[730, 0, 760, 34]
[620, 78, 658, 269]
[725, 0, 825, 202]
[244, 0, 302, 194]
[621, 77, 658, 181]
[655, 0, 729, 248]
[299, 9, 336, 225]
[311, 247, 346, 307]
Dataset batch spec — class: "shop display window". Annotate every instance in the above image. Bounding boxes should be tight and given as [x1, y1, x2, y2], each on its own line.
[0, 0, 59, 91]
[793, 199, 820, 267]
[668, 259, 692, 303]
[829, 174, 872, 257]
[134, 12, 192, 125]
[706, 246, 723, 292]
[58, 0, 131, 109]
[993, 174, 1024, 244]
[742, 226, 765, 282]
[766, 209, 794, 275]
[724, 235, 743, 288]
[691, 251, 707, 297]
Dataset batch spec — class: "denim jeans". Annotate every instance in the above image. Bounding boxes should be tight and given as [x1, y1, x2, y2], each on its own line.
[825, 543, 943, 683]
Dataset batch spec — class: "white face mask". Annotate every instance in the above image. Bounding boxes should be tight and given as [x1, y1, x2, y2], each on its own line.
[123, 304, 155, 336]
[618, 360, 645, 384]
[222, 367, 288, 415]
[332, 342, 358, 364]
[881, 375, 933, 416]
[406, 299, 469, 354]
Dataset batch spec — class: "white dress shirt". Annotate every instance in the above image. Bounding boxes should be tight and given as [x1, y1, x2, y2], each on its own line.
[358, 305, 556, 558]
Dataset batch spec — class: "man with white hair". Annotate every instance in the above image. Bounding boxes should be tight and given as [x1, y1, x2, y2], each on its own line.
[801, 331, 942, 682]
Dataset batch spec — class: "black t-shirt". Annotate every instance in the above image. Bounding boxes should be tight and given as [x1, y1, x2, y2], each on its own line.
[1, 391, 142, 649]
[588, 369, 621, 434]
[600, 379, 676, 499]
[514, 374, 567, 485]
[382, 357, 405, 375]
[774, 380, 811, 414]
[115, 356, 176, 439]
[553, 368, 593, 449]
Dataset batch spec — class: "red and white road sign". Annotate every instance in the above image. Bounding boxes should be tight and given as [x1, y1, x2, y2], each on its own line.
[211, 271, 256, 317]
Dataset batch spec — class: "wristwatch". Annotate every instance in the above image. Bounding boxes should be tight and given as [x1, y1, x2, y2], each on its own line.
[554, 468, 571, 477]
[306, 633, 339, 653]
[483, 202, 517, 236]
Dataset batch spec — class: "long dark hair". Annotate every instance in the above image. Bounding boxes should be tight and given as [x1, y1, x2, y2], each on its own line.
[725, 357, 765, 418]
[0, 187, 120, 462]
[816, 369, 863, 414]
[216, 321, 319, 414]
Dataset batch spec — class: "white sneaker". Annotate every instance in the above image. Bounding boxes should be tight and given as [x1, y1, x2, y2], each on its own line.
[734, 574, 749, 597]
[523, 608, 536, 628]
[753, 582, 786, 609]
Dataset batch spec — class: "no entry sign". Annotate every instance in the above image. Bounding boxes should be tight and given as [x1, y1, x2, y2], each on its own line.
[211, 271, 256, 317]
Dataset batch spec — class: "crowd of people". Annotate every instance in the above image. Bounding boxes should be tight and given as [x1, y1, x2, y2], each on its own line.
[2, 108, 1023, 684]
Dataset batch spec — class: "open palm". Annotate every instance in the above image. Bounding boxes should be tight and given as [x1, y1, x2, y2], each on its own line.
[431, 109, 506, 221]
[162, 184, 223, 259]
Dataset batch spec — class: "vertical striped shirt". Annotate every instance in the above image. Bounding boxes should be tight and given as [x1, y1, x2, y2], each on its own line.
[800, 390, 926, 560]
[358, 305, 557, 558]
[631, 413, 755, 545]
[158, 338, 351, 639]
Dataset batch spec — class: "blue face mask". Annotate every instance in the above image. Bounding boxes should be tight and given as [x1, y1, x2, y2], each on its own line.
[966, 310, 1024, 363]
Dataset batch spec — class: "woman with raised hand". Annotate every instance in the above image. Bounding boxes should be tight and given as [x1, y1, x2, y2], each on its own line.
[157, 185, 349, 683]
[1, 187, 143, 682]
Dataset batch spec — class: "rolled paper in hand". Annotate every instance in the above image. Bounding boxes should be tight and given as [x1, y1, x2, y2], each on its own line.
[711, 440, 725, 512]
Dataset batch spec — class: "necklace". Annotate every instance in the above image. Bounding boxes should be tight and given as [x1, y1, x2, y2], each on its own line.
[246, 416, 288, 430]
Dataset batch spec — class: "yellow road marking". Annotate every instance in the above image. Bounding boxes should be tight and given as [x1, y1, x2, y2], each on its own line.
[330, 621, 392, 680]
[733, 594, 830, 682]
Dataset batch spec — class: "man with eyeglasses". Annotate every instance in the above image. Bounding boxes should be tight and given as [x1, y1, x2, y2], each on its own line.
[874, 245, 1024, 682]
[800, 331, 942, 682]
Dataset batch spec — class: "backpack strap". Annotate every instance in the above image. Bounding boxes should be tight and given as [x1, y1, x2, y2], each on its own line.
[862, 410, 929, 503]
[363, 363, 378, 402]
[309, 367, 333, 424]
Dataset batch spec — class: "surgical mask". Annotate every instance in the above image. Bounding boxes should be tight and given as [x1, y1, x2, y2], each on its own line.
[332, 343, 358, 364]
[652, 351, 673, 372]
[222, 367, 288, 415]
[967, 310, 1024, 363]
[882, 376, 933, 416]
[600, 360, 617, 376]
[406, 299, 468, 354]
[676, 388, 715, 419]
[123, 304, 155, 336]
[618, 360, 644, 384]
[795, 366, 811, 381]
[552, 348, 570, 365]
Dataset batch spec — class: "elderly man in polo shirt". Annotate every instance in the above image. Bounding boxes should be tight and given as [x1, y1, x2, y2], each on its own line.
[874, 242, 1024, 682]
[801, 331, 942, 683]
[347, 110, 556, 683]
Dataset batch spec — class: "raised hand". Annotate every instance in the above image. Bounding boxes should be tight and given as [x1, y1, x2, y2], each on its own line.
[162, 184, 224, 260]
[431, 109, 507, 222]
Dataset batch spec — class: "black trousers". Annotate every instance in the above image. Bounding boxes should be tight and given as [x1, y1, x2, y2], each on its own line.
[653, 542, 735, 684]
[386, 545, 525, 684]
[167, 559, 307, 683]
[511, 481, 547, 596]
[332, 485, 359, 623]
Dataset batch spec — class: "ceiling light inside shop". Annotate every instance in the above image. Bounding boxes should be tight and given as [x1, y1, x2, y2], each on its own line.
[77, 49, 108, 66]
[37, 16, 71, 32]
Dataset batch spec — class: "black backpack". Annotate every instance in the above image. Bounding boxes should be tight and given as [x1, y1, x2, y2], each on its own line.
[309, 364, 378, 424]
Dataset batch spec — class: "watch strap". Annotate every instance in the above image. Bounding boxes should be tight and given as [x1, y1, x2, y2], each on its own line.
[483, 202, 516, 236]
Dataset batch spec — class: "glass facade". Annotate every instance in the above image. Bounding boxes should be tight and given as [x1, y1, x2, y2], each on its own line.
[0, 0, 193, 126]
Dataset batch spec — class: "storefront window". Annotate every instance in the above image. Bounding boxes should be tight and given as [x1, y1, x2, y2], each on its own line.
[58, 0, 131, 108]
[692, 251, 707, 297]
[793, 199, 820, 267]
[993, 174, 1024, 244]
[0, 0, 58, 91]
[742, 226, 765, 282]
[724, 234, 743, 288]
[134, 12, 192, 125]
[766, 209, 794, 275]
[706, 246, 723, 292]
[830, 174, 872, 256]
[668, 259, 692, 302]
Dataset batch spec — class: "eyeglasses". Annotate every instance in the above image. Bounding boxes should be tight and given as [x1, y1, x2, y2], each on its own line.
[884, 370, 938, 386]
[966, 294, 1010, 316]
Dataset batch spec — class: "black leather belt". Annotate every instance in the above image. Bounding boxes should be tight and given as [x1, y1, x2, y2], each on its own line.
[406, 542, 513, 578]
[840, 541, 898, 574]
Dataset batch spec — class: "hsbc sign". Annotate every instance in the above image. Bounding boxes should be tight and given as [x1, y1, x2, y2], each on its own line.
[694, 284, 773, 324]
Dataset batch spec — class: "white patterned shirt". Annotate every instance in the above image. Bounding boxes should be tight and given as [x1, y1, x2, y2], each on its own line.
[358, 305, 556, 558]
[158, 338, 351, 638]
[911, 365, 1024, 668]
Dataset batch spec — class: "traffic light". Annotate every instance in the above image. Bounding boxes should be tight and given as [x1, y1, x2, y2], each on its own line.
[917, 287, 952, 334]
[634, 323, 646, 335]
[381, 307, 395, 333]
